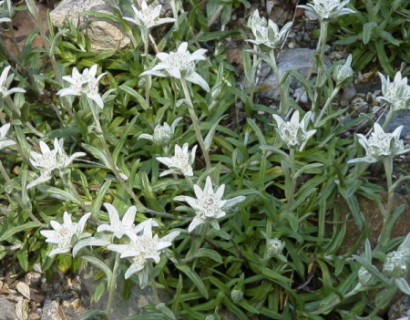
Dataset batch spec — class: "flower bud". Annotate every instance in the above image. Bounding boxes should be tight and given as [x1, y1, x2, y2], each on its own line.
[333, 55, 353, 85]
[383, 250, 409, 278]
[231, 289, 244, 303]
[267, 238, 285, 257]
[153, 123, 174, 146]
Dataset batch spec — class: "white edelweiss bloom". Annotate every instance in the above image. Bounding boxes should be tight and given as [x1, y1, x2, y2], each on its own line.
[0, 123, 16, 150]
[357, 266, 377, 287]
[123, 1, 176, 30]
[97, 203, 137, 239]
[0, 66, 26, 98]
[174, 176, 246, 233]
[272, 110, 316, 151]
[333, 54, 353, 85]
[383, 250, 409, 278]
[156, 143, 197, 177]
[27, 138, 85, 189]
[378, 71, 410, 111]
[297, 0, 356, 21]
[140, 42, 210, 91]
[57, 65, 106, 109]
[348, 123, 410, 164]
[138, 117, 182, 146]
[40, 212, 91, 257]
[247, 10, 292, 49]
[108, 220, 179, 286]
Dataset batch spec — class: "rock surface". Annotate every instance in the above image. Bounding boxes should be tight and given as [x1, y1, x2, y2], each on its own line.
[0, 295, 16, 320]
[50, 0, 130, 51]
[257, 48, 316, 100]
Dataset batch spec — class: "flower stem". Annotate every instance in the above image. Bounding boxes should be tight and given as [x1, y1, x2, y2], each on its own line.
[180, 79, 211, 169]
[382, 108, 395, 130]
[267, 50, 286, 116]
[286, 148, 297, 214]
[314, 86, 340, 127]
[106, 252, 120, 317]
[376, 156, 394, 250]
[312, 20, 329, 114]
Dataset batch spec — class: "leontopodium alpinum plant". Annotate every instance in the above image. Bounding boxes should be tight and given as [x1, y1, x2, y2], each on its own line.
[0, 123, 15, 150]
[378, 71, 410, 111]
[108, 219, 180, 285]
[57, 64, 106, 110]
[272, 110, 316, 151]
[175, 176, 245, 233]
[348, 123, 410, 164]
[297, 0, 356, 21]
[141, 42, 209, 92]
[246, 9, 292, 50]
[138, 117, 182, 147]
[0, 65, 25, 98]
[40, 212, 91, 257]
[27, 138, 85, 189]
[156, 143, 197, 177]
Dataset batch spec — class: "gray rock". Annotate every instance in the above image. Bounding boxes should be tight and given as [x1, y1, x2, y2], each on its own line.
[389, 294, 410, 320]
[257, 48, 316, 100]
[0, 295, 16, 320]
[41, 299, 64, 320]
[50, 0, 130, 51]
[386, 111, 410, 138]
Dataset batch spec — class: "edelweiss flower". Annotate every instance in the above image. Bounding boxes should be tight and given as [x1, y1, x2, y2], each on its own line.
[57, 65, 106, 109]
[348, 123, 410, 164]
[272, 110, 316, 151]
[108, 220, 179, 286]
[40, 212, 91, 257]
[297, 0, 356, 21]
[0, 123, 15, 150]
[156, 143, 197, 177]
[378, 72, 410, 111]
[140, 42, 209, 91]
[267, 238, 285, 256]
[97, 203, 138, 239]
[247, 10, 292, 49]
[0, 66, 26, 98]
[27, 138, 85, 189]
[174, 176, 246, 233]
[139, 117, 182, 146]
[124, 1, 176, 30]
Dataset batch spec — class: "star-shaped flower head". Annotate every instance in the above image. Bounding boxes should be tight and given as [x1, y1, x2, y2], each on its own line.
[378, 71, 410, 112]
[57, 65, 106, 109]
[272, 110, 316, 151]
[0, 66, 26, 98]
[156, 143, 197, 177]
[27, 138, 85, 189]
[40, 212, 91, 257]
[123, 1, 176, 30]
[108, 219, 180, 286]
[97, 203, 137, 239]
[139, 117, 182, 146]
[0, 123, 16, 150]
[297, 0, 356, 21]
[247, 10, 292, 49]
[174, 176, 246, 233]
[140, 42, 210, 92]
[348, 123, 410, 164]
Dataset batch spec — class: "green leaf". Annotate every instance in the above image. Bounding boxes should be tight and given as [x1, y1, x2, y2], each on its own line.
[156, 303, 176, 320]
[0, 222, 39, 242]
[81, 255, 113, 280]
[395, 278, 410, 295]
[80, 309, 108, 320]
[38, 186, 82, 204]
[204, 116, 226, 152]
[199, 30, 237, 42]
[119, 84, 148, 110]
[175, 263, 209, 299]
[362, 22, 378, 44]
